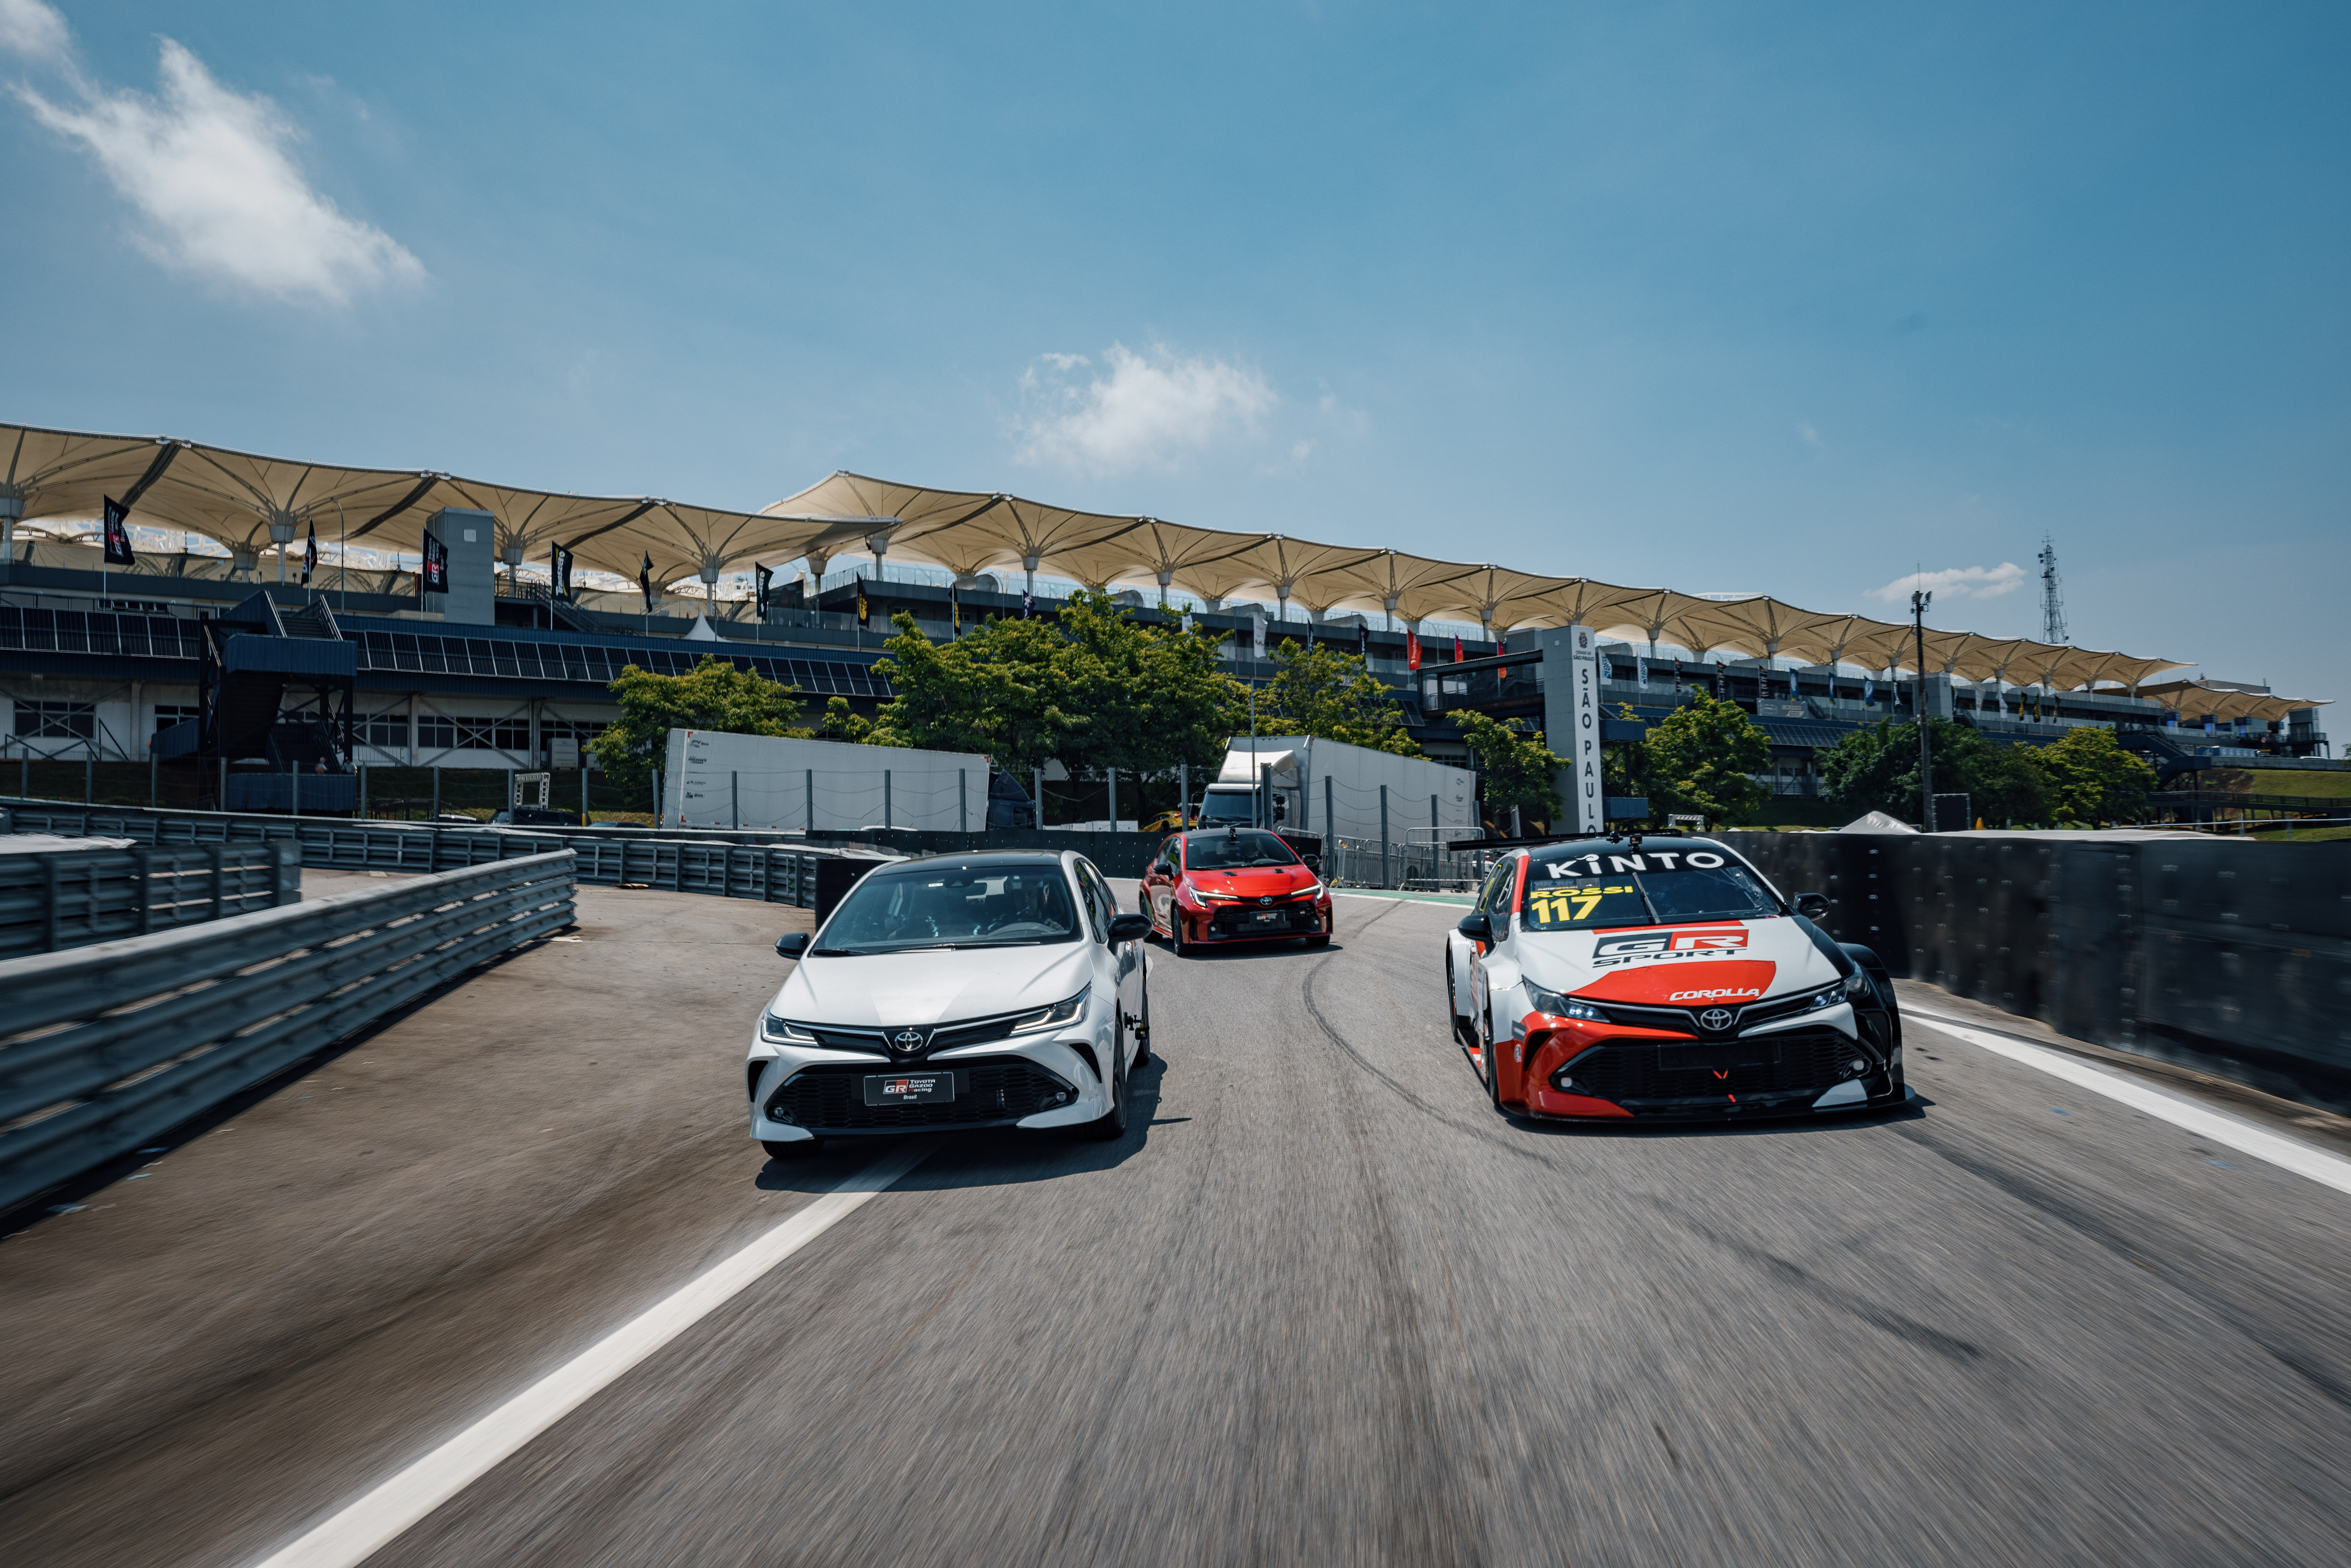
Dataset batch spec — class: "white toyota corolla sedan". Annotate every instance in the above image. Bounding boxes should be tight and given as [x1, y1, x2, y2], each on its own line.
[749, 850, 1152, 1155]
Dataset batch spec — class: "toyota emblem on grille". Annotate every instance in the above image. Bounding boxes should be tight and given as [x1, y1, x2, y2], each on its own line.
[1258, 896, 1274, 906]
[891, 1028, 927, 1055]
[1698, 1008, 1735, 1032]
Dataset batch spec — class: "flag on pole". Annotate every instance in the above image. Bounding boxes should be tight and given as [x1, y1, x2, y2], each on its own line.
[754, 563, 773, 616]
[423, 531, 450, 594]
[552, 544, 575, 602]
[950, 582, 962, 634]
[1453, 635, 1464, 663]
[856, 578, 870, 628]
[301, 522, 318, 587]
[1635, 656, 1647, 688]
[101, 496, 135, 565]
[637, 552, 654, 613]
[1022, 589, 1034, 619]
[1861, 675, 1874, 707]
[1251, 611, 1267, 660]
[1406, 631, 1421, 671]
[1357, 622, 1369, 658]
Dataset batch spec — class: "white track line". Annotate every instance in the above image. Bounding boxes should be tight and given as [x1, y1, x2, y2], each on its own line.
[1906, 1009, 2351, 1198]
[250, 1141, 935, 1568]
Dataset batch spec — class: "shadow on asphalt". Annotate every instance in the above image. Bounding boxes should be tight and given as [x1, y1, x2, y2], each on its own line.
[1498, 1090, 1931, 1142]
[750, 1057, 1173, 1194]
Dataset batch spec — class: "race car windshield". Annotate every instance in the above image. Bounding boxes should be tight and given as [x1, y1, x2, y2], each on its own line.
[814, 867, 1081, 954]
[1184, 830, 1300, 870]
[1523, 848, 1781, 928]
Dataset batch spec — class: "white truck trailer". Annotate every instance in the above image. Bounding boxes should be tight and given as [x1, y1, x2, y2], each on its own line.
[1197, 735, 1477, 848]
[661, 729, 998, 831]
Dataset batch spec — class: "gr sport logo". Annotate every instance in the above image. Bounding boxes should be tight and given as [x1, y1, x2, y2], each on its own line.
[1593, 926, 1750, 963]
[1668, 985, 1764, 1003]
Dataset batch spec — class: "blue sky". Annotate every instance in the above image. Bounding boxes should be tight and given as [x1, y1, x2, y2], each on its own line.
[3, 2, 2344, 699]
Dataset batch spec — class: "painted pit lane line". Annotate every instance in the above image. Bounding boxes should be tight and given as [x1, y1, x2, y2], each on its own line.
[1906, 1008, 2351, 1199]
[246, 1140, 936, 1568]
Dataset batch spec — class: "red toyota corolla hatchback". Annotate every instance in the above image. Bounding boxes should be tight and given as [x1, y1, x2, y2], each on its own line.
[1140, 827, 1333, 955]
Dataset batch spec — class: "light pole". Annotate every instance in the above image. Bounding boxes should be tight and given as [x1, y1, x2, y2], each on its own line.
[1912, 588, 1934, 829]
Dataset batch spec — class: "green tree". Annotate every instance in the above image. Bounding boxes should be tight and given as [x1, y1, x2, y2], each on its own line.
[1453, 711, 1563, 829]
[589, 654, 805, 791]
[869, 592, 1245, 781]
[1820, 718, 2058, 826]
[1055, 591, 1248, 779]
[1643, 691, 1771, 826]
[1261, 641, 1419, 755]
[2037, 727, 2156, 825]
[814, 695, 877, 744]
[871, 611, 1078, 770]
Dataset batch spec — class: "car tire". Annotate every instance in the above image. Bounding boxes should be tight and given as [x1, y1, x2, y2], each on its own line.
[1171, 915, 1192, 958]
[1079, 1032, 1129, 1141]
[761, 1138, 820, 1158]
[1479, 1009, 1508, 1109]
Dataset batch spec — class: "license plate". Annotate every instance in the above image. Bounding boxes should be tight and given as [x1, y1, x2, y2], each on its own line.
[1253, 910, 1282, 924]
[1658, 1040, 1780, 1072]
[863, 1072, 956, 1106]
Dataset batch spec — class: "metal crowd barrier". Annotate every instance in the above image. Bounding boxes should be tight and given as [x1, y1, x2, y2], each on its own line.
[0, 841, 300, 958]
[0, 801, 860, 912]
[0, 851, 576, 1215]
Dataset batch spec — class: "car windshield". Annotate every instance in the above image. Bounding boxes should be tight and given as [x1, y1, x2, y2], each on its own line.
[1185, 829, 1300, 870]
[814, 865, 1080, 954]
[1522, 845, 1780, 929]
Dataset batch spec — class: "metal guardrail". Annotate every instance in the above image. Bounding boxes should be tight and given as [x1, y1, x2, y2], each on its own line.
[0, 851, 577, 1216]
[0, 801, 857, 911]
[0, 841, 300, 958]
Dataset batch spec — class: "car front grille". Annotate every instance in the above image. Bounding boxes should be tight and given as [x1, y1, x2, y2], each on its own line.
[1207, 902, 1321, 934]
[765, 1056, 1076, 1132]
[1561, 1027, 1862, 1106]
[1598, 991, 1836, 1035]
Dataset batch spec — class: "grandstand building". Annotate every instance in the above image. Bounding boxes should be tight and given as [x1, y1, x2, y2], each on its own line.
[0, 421, 2330, 806]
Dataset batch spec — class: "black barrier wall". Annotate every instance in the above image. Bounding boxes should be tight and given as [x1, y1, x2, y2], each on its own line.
[1731, 833, 2351, 1114]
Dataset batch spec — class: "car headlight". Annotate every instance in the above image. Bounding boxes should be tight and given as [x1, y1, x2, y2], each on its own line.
[1843, 969, 1870, 998]
[1804, 980, 1852, 1012]
[1523, 982, 1607, 1023]
[761, 1014, 818, 1043]
[1010, 985, 1089, 1034]
[1188, 890, 1238, 904]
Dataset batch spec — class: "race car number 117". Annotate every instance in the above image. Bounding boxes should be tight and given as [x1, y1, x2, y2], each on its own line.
[1526, 881, 1642, 927]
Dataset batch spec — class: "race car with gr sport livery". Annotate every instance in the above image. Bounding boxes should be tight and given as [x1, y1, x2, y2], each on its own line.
[1444, 835, 1904, 1121]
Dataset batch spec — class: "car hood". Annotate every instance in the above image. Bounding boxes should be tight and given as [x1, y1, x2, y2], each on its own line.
[1524, 914, 1841, 1008]
[1185, 864, 1318, 896]
[772, 943, 1093, 1027]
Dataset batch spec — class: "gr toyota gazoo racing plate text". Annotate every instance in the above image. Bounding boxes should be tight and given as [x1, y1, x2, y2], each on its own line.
[1443, 835, 1904, 1121]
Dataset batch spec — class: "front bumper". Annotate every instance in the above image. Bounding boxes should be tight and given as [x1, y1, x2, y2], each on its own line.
[1181, 898, 1331, 942]
[748, 1032, 1114, 1140]
[1505, 1010, 1901, 1122]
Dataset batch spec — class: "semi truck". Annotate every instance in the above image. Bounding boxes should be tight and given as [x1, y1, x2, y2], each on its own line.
[1196, 735, 1477, 850]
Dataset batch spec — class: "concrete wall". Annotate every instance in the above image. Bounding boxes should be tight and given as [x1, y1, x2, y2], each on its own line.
[1733, 831, 2351, 1113]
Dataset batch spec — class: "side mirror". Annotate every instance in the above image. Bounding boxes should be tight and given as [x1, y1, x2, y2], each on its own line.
[775, 931, 810, 958]
[1108, 912, 1152, 944]
[1794, 893, 1830, 920]
[1457, 912, 1492, 941]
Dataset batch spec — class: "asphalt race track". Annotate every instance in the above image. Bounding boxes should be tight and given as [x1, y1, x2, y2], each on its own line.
[4, 880, 2349, 1567]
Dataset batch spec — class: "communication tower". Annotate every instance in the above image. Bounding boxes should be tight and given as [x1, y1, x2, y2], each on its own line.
[2037, 534, 2067, 645]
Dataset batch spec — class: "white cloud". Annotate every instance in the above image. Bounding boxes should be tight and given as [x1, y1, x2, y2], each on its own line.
[1866, 562, 2028, 603]
[0, 0, 68, 63]
[1016, 342, 1276, 474]
[14, 32, 423, 304]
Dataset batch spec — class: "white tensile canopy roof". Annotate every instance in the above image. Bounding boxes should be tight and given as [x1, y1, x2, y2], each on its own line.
[763, 469, 2191, 689]
[2131, 679, 2330, 724]
[0, 419, 2197, 692]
